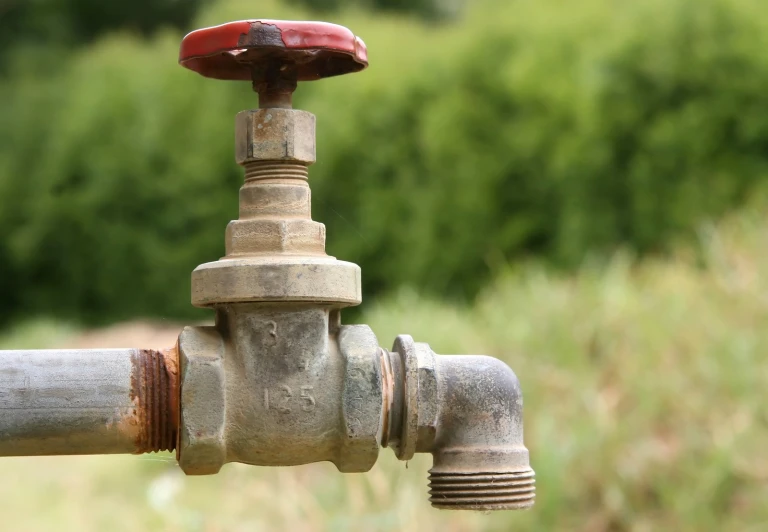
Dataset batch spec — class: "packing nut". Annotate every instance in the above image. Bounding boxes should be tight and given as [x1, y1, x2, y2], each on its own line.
[225, 218, 326, 256]
[235, 108, 316, 165]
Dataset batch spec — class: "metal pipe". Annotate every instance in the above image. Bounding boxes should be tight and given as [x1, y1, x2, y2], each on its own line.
[0, 347, 179, 456]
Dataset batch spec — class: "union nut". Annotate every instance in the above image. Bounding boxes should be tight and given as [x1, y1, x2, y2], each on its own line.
[177, 326, 227, 475]
[235, 108, 316, 165]
[391, 335, 438, 461]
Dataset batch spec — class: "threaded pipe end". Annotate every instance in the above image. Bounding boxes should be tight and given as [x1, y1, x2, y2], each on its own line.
[428, 469, 536, 511]
[244, 161, 308, 182]
[132, 348, 179, 453]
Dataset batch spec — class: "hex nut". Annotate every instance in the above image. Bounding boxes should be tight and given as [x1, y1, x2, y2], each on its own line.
[235, 108, 316, 165]
[337, 325, 383, 473]
[414, 342, 438, 452]
[177, 326, 227, 475]
[390, 336, 438, 460]
[225, 218, 326, 256]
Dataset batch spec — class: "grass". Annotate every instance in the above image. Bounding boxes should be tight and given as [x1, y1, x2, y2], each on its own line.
[0, 207, 766, 531]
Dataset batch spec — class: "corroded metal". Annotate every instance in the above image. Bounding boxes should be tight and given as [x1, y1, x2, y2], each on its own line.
[235, 109, 315, 165]
[0, 347, 178, 456]
[132, 347, 179, 453]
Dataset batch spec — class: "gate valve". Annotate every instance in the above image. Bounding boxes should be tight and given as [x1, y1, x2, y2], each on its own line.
[0, 19, 535, 513]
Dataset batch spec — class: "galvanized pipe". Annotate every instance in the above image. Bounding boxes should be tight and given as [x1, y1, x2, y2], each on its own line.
[0, 348, 178, 456]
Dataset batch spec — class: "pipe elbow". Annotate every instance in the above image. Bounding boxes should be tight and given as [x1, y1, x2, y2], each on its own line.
[428, 355, 535, 510]
[386, 336, 535, 511]
[431, 355, 529, 473]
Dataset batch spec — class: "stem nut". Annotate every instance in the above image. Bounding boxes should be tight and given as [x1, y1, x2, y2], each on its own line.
[337, 325, 384, 473]
[177, 327, 227, 475]
[235, 108, 316, 165]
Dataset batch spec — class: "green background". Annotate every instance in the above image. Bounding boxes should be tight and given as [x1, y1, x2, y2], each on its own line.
[0, 0, 766, 530]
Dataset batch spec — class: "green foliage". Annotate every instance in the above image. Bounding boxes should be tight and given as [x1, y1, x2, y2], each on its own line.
[0, 0, 209, 72]
[1, 0, 768, 322]
[0, 0, 207, 46]
[285, 0, 457, 20]
[311, 0, 768, 298]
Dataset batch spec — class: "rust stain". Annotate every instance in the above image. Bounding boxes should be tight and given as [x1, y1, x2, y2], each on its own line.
[163, 342, 181, 460]
[129, 345, 180, 454]
[117, 397, 141, 446]
[238, 22, 285, 49]
[379, 348, 394, 446]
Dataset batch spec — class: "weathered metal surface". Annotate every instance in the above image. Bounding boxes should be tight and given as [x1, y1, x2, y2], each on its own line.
[430, 356, 530, 475]
[191, 257, 361, 306]
[132, 347, 179, 453]
[414, 342, 439, 453]
[429, 470, 536, 510]
[191, 105, 360, 307]
[337, 325, 383, 472]
[177, 309, 384, 473]
[0, 347, 178, 456]
[221, 305, 345, 467]
[177, 327, 226, 474]
[179, 86, 377, 471]
[381, 345, 535, 510]
[235, 109, 315, 165]
[389, 335, 419, 460]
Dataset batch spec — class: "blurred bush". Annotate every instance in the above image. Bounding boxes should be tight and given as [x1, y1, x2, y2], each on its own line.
[0, 0, 210, 71]
[1, 0, 767, 323]
[286, 0, 461, 20]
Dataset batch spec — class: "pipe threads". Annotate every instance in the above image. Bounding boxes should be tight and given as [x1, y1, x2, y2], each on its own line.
[132, 348, 179, 453]
[428, 469, 536, 510]
[244, 162, 309, 182]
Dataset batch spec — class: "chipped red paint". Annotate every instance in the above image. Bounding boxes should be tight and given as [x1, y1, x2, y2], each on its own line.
[179, 20, 368, 81]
